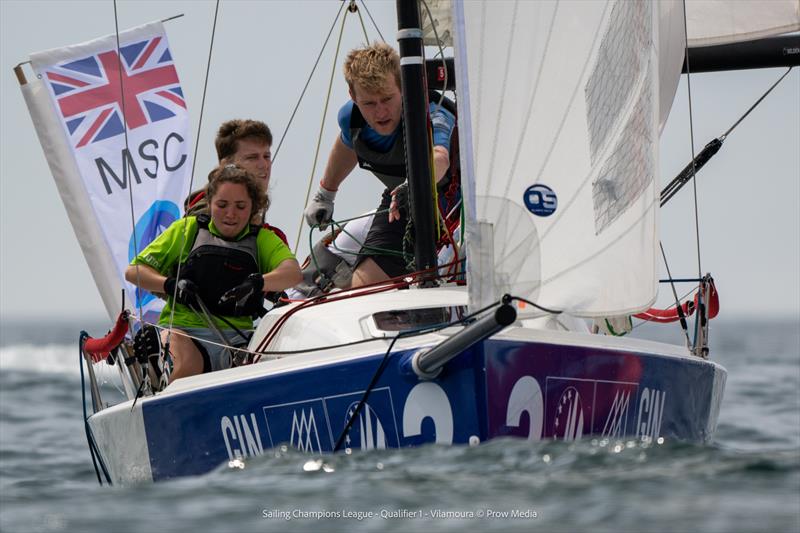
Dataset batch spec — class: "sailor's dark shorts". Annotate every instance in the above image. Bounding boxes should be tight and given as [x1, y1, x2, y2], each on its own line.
[356, 189, 412, 279]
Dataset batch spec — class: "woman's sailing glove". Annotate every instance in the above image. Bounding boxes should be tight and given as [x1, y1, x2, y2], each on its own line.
[164, 277, 199, 307]
[218, 273, 264, 311]
[304, 183, 337, 230]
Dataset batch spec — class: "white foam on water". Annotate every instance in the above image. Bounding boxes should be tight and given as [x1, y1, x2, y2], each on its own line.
[1, 344, 93, 375]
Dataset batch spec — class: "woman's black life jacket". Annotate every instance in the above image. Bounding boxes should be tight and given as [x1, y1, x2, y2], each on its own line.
[177, 215, 264, 317]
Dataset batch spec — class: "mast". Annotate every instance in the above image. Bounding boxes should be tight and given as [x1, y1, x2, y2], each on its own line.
[396, 0, 438, 283]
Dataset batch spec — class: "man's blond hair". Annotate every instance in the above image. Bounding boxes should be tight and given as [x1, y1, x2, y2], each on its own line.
[343, 42, 401, 95]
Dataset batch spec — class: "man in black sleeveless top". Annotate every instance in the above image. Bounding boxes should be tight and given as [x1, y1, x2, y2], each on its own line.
[304, 43, 455, 287]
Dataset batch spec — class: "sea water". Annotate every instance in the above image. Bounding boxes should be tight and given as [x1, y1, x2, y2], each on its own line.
[1, 317, 798, 533]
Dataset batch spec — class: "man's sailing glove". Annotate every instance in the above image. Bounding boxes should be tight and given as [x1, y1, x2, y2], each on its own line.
[219, 273, 264, 309]
[304, 184, 337, 230]
[164, 277, 199, 307]
[389, 182, 409, 222]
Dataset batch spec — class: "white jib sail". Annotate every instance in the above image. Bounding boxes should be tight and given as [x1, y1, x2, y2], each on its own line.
[455, 0, 673, 316]
[26, 22, 192, 322]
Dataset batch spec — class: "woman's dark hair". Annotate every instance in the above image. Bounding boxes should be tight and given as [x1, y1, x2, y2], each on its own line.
[206, 164, 267, 218]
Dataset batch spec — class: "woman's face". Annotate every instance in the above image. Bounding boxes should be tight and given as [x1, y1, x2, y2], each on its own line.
[210, 182, 253, 238]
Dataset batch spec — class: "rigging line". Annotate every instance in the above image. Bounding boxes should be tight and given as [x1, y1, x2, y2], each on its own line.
[165, 0, 221, 339]
[331, 298, 503, 453]
[112, 0, 144, 327]
[660, 68, 793, 208]
[292, 8, 351, 254]
[720, 66, 794, 141]
[353, 1, 371, 44]
[332, 333, 399, 453]
[660, 241, 692, 348]
[511, 296, 561, 315]
[420, 0, 448, 110]
[681, 0, 702, 281]
[272, 1, 347, 163]
[357, 0, 385, 43]
[630, 284, 696, 332]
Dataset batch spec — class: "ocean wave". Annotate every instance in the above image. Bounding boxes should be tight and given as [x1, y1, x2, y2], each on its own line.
[0, 344, 89, 375]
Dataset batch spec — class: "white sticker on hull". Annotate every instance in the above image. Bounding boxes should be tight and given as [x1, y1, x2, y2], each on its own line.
[505, 376, 544, 440]
[344, 402, 388, 450]
[402, 382, 453, 444]
[637, 387, 666, 441]
[602, 389, 632, 438]
[221, 413, 264, 461]
[554, 386, 585, 441]
[291, 408, 324, 453]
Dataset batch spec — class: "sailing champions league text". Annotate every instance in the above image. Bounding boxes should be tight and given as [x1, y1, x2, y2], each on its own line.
[260, 508, 538, 521]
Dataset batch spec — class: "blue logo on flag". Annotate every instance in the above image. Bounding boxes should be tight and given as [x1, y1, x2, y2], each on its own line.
[129, 200, 181, 307]
[523, 184, 558, 217]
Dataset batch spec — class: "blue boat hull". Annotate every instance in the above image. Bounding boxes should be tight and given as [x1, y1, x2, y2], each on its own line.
[136, 338, 726, 481]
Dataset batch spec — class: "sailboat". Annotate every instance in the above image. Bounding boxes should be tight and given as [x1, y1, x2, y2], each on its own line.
[15, 0, 799, 484]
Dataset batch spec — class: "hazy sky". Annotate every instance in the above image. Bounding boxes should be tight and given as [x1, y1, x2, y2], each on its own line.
[1, 0, 798, 321]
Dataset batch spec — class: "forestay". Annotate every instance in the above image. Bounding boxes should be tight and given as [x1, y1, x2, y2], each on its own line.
[25, 22, 191, 322]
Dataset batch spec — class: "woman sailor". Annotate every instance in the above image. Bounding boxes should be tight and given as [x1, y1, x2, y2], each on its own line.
[125, 164, 301, 381]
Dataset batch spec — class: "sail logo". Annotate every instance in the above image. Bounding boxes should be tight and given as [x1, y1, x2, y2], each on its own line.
[43, 35, 184, 149]
[523, 184, 558, 216]
[290, 409, 323, 453]
[553, 386, 584, 440]
[343, 402, 388, 450]
[601, 389, 632, 438]
[129, 200, 181, 307]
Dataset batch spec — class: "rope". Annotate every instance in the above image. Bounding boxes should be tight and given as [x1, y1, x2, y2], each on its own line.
[330, 295, 509, 453]
[720, 66, 794, 141]
[680, 0, 703, 283]
[308, 209, 403, 274]
[272, 1, 347, 163]
[357, 0, 385, 43]
[420, 0, 449, 110]
[330, 292, 556, 452]
[353, 1, 371, 43]
[660, 241, 692, 348]
[293, 8, 351, 254]
[79, 332, 112, 485]
[112, 1, 143, 328]
[164, 0, 221, 343]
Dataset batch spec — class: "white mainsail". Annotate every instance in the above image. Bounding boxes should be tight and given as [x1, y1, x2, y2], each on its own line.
[685, 0, 800, 47]
[659, 0, 800, 134]
[24, 22, 192, 322]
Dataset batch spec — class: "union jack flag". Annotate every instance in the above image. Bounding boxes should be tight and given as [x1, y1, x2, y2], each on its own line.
[44, 36, 185, 148]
